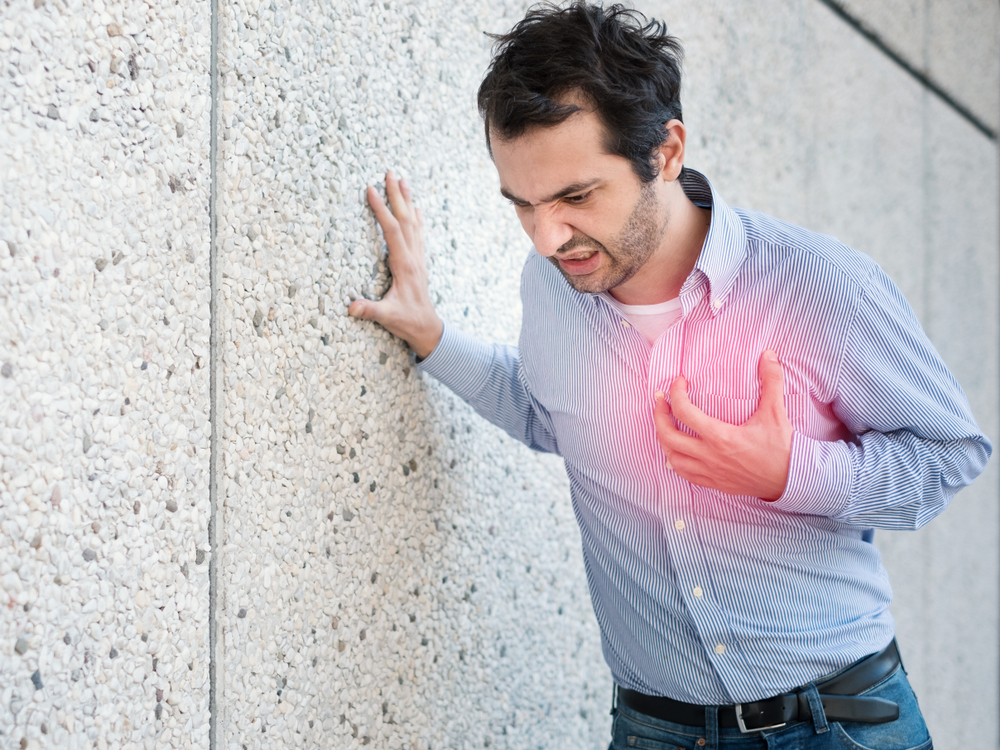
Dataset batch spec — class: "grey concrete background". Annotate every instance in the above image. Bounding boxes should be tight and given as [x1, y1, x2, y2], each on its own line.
[836, 0, 1000, 135]
[1, 0, 997, 748]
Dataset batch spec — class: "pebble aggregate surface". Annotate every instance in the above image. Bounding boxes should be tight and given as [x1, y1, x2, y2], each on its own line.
[215, 0, 607, 747]
[1, 0, 212, 747]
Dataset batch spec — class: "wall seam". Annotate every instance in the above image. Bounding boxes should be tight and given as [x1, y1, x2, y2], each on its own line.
[208, 0, 221, 744]
[814, 0, 997, 142]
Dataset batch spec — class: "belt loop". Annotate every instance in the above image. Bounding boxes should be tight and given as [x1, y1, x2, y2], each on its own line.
[704, 705, 719, 750]
[611, 684, 618, 715]
[803, 684, 828, 734]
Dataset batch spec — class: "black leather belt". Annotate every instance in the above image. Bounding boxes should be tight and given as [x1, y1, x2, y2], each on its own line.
[618, 640, 902, 733]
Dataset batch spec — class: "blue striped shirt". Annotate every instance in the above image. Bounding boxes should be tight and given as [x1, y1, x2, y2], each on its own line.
[417, 169, 991, 704]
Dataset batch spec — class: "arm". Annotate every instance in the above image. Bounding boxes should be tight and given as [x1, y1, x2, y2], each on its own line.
[416, 323, 559, 454]
[774, 267, 991, 529]
[348, 172, 559, 454]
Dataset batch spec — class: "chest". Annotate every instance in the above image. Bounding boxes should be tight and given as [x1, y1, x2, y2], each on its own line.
[519, 293, 853, 471]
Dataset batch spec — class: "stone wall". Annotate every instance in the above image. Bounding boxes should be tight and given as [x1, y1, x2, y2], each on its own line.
[0, 0, 214, 746]
[1, 1, 996, 748]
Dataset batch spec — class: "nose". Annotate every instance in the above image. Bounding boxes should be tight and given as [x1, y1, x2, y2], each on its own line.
[529, 207, 574, 257]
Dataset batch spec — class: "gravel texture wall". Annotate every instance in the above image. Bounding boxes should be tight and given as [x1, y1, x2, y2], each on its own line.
[0, 0, 213, 748]
[1, 1, 997, 749]
[212, 1, 607, 747]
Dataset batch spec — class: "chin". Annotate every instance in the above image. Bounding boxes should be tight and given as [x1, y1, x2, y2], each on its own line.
[556, 268, 606, 294]
[563, 275, 609, 294]
[549, 257, 614, 294]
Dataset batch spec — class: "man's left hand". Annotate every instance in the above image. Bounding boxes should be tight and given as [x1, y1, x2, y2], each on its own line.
[653, 350, 793, 501]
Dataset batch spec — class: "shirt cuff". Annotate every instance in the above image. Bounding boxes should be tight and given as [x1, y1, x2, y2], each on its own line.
[415, 321, 497, 402]
[770, 431, 854, 518]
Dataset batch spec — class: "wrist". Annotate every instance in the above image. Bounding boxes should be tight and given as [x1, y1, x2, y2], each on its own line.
[410, 316, 443, 360]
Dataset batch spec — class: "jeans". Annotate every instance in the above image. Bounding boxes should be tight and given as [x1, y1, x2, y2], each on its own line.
[609, 665, 932, 750]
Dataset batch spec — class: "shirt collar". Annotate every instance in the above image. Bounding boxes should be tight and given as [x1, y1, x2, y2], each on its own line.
[679, 168, 748, 316]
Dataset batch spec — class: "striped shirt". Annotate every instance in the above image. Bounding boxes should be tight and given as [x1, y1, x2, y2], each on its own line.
[417, 169, 991, 704]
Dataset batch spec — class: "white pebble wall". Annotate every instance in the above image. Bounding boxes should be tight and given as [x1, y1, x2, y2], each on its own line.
[214, 3, 608, 747]
[1, 0, 213, 748]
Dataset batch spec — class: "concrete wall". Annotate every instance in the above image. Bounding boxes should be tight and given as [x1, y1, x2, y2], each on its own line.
[0, 0, 214, 747]
[1, 1, 996, 749]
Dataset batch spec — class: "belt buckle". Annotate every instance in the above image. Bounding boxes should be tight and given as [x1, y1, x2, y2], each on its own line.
[735, 703, 786, 734]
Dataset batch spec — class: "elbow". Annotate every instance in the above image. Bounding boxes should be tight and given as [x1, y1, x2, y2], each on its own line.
[917, 434, 995, 530]
[977, 433, 993, 467]
[963, 433, 992, 484]
[940, 434, 992, 491]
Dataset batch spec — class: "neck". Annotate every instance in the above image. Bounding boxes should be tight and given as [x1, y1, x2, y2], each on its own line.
[609, 180, 710, 306]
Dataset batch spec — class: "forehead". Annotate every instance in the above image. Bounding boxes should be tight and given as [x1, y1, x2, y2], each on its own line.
[491, 109, 633, 201]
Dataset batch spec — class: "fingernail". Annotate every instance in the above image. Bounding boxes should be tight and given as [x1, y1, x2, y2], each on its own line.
[765, 349, 778, 362]
[654, 391, 665, 401]
[666, 459, 673, 471]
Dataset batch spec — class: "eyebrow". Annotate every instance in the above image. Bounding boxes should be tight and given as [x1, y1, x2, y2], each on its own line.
[500, 179, 600, 206]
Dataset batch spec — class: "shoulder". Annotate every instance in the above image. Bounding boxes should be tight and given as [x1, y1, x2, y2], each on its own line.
[520, 249, 580, 309]
[519, 249, 602, 340]
[733, 207, 879, 294]
[522, 247, 550, 279]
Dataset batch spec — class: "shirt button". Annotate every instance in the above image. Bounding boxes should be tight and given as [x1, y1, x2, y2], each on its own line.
[693, 586, 703, 598]
[714, 643, 726, 655]
[713, 298, 723, 310]
[674, 519, 685, 531]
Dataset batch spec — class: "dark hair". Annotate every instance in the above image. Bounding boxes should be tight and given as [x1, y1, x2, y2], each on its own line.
[477, 1, 684, 182]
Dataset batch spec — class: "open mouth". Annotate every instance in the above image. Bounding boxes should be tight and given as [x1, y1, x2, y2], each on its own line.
[557, 250, 601, 275]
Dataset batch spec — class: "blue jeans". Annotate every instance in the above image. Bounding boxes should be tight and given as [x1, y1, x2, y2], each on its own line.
[609, 665, 932, 750]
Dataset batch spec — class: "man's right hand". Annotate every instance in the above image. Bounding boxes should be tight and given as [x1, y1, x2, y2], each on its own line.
[347, 172, 444, 360]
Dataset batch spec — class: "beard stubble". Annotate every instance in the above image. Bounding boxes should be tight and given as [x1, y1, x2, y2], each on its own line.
[548, 180, 667, 295]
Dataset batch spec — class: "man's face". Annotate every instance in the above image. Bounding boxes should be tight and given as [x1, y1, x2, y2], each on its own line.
[491, 106, 669, 298]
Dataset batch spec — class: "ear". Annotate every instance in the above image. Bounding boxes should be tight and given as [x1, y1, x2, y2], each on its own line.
[656, 119, 686, 182]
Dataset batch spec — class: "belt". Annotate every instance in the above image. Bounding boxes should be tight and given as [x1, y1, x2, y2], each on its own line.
[618, 640, 902, 733]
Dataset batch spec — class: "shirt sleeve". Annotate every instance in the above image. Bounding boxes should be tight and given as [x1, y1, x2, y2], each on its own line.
[773, 265, 992, 529]
[415, 321, 560, 455]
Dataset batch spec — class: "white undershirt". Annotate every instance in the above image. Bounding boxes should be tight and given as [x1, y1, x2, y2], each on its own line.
[601, 293, 682, 346]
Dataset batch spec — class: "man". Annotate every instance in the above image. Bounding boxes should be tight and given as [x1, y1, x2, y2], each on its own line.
[349, 3, 991, 747]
